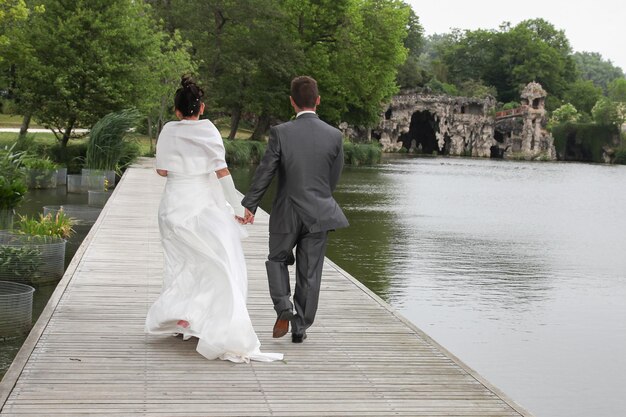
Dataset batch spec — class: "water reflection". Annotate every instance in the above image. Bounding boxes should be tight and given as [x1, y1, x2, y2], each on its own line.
[233, 155, 626, 417]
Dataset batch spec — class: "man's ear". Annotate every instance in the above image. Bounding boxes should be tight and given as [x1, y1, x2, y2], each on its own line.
[316, 96, 321, 106]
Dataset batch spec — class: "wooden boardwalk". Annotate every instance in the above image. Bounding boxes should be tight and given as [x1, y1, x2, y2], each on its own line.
[0, 163, 533, 416]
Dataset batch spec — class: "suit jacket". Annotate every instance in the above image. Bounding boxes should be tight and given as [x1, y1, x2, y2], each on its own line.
[241, 113, 349, 233]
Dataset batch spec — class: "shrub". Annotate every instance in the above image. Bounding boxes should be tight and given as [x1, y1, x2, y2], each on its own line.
[22, 155, 57, 170]
[117, 140, 142, 172]
[48, 142, 88, 174]
[0, 245, 42, 282]
[224, 140, 253, 165]
[0, 144, 27, 210]
[614, 148, 626, 165]
[552, 122, 619, 163]
[22, 155, 58, 189]
[343, 142, 382, 165]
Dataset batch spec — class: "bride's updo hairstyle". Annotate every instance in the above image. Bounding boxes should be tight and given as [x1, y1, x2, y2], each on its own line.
[174, 75, 204, 118]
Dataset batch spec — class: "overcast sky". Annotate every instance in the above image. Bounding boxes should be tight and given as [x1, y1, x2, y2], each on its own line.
[406, 0, 626, 73]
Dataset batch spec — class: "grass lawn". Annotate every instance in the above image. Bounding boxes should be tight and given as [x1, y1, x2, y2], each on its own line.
[0, 114, 45, 128]
[1, 113, 258, 157]
[0, 131, 59, 148]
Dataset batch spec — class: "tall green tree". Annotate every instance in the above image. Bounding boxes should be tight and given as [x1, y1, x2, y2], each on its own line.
[12, 0, 163, 148]
[151, 0, 410, 135]
[563, 79, 603, 116]
[138, 29, 196, 150]
[607, 78, 626, 103]
[0, 0, 39, 62]
[437, 19, 576, 104]
[573, 51, 624, 92]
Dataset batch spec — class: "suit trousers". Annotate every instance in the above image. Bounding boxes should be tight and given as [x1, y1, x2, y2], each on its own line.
[266, 225, 328, 335]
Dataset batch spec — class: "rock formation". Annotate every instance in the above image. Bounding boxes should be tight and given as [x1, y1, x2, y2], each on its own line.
[361, 82, 556, 160]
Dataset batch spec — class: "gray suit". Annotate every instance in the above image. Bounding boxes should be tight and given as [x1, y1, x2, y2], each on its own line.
[241, 112, 349, 335]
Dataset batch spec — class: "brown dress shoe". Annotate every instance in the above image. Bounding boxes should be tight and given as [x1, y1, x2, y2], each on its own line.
[272, 309, 294, 338]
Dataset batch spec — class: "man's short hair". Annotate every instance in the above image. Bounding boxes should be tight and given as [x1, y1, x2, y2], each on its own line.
[291, 76, 319, 109]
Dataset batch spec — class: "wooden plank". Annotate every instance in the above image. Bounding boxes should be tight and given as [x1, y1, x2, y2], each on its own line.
[0, 162, 533, 416]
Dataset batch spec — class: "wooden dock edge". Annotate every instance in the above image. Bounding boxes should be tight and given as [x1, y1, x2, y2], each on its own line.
[324, 258, 535, 417]
[0, 168, 132, 409]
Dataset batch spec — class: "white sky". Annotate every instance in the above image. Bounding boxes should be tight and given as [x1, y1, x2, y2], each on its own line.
[406, 0, 626, 72]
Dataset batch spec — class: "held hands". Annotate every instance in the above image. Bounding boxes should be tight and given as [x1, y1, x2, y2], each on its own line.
[236, 208, 255, 225]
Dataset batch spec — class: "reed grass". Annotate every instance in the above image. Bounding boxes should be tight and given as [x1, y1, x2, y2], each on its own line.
[86, 109, 140, 171]
[343, 141, 382, 165]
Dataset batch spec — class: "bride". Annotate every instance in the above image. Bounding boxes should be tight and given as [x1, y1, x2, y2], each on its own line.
[145, 76, 282, 363]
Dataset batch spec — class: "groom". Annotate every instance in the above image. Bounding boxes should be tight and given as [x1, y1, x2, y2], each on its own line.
[241, 76, 349, 343]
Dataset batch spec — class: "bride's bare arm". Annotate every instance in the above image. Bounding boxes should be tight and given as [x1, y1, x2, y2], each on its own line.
[215, 168, 230, 178]
[156, 169, 168, 177]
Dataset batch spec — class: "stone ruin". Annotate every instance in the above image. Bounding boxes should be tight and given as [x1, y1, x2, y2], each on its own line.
[351, 82, 556, 160]
[492, 82, 556, 160]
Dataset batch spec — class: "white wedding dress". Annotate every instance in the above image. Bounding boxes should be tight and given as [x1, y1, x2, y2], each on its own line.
[145, 119, 282, 363]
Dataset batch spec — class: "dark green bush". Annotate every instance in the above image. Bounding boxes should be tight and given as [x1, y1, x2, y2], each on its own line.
[48, 142, 88, 174]
[0, 145, 27, 210]
[223, 140, 267, 165]
[343, 142, 382, 166]
[614, 147, 626, 165]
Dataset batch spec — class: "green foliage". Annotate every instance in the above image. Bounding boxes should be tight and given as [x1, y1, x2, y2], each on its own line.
[16, 211, 74, 239]
[86, 109, 140, 171]
[0, 244, 42, 282]
[548, 103, 580, 130]
[0, 0, 40, 63]
[0, 144, 27, 209]
[573, 52, 625, 93]
[22, 155, 56, 170]
[425, 79, 458, 95]
[437, 19, 576, 103]
[12, 0, 165, 147]
[223, 140, 267, 165]
[48, 141, 87, 174]
[591, 97, 625, 126]
[552, 122, 619, 162]
[343, 141, 382, 165]
[138, 29, 196, 144]
[614, 147, 626, 164]
[150, 0, 410, 131]
[117, 140, 142, 172]
[457, 79, 497, 98]
[502, 102, 520, 110]
[563, 79, 603, 115]
[607, 78, 626, 102]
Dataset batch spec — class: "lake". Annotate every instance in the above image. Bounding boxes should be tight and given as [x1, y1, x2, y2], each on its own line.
[233, 155, 626, 417]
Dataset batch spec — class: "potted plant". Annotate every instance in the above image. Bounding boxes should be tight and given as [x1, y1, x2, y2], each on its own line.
[0, 145, 27, 229]
[22, 155, 58, 189]
[0, 211, 75, 285]
[88, 178, 112, 207]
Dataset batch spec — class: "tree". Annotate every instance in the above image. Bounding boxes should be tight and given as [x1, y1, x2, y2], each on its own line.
[151, 0, 411, 136]
[548, 103, 579, 129]
[0, 0, 39, 63]
[592, 97, 624, 126]
[138, 30, 196, 151]
[436, 19, 577, 103]
[12, 0, 164, 148]
[563, 79, 603, 115]
[607, 78, 626, 103]
[573, 51, 624, 92]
